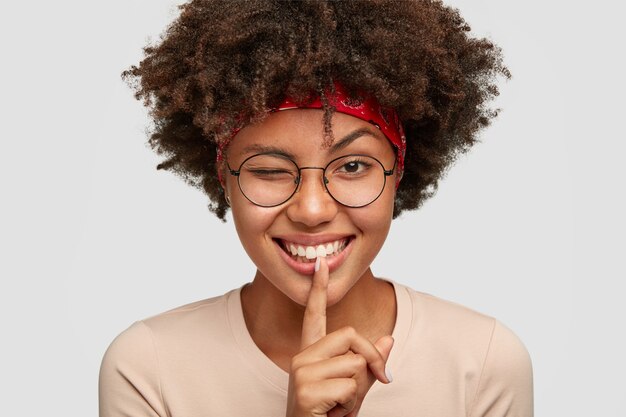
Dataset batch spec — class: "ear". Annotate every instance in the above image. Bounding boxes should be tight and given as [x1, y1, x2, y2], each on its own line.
[219, 173, 231, 207]
[216, 160, 228, 192]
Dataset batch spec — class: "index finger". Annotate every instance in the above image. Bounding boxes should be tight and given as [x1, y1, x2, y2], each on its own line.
[300, 256, 329, 350]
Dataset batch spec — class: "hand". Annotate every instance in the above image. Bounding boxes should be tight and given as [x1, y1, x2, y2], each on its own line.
[285, 257, 394, 417]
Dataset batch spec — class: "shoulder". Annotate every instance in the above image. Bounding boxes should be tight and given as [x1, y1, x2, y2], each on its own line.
[398, 284, 533, 416]
[469, 319, 534, 416]
[140, 291, 231, 336]
[100, 289, 234, 373]
[109, 289, 237, 351]
[99, 320, 166, 416]
[405, 285, 532, 366]
[99, 290, 237, 415]
[404, 286, 499, 350]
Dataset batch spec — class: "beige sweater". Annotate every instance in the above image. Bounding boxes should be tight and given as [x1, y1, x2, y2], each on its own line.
[99, 279, 533, 417]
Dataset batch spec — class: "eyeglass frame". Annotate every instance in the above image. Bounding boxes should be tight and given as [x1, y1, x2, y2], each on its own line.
[225, 153, 397, 208]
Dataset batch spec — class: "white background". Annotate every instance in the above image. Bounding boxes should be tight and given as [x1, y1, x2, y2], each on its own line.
[1, 1, 624, 415]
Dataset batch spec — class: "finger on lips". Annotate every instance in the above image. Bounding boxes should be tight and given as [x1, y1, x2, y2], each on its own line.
[301, 256, 329, 350]
[299, 256, 392, 385]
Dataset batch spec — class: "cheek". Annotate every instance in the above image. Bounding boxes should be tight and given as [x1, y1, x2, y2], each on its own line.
[367, 181, 396, 224]
[354, 208, 392, 245]
[351, 189, 394, 251]
[231, 203, 279, 256]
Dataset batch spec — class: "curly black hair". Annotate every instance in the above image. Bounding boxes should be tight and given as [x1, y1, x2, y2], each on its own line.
[122, 0, 510, 221]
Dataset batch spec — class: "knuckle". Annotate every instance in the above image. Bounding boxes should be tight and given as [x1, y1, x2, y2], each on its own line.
[290, 354, 304, 371]
[338, 379, 358, 406]
[341, 325, 357, 337]
[295, 384, 313, 405]
[292, 366, 308, 381]
[352, 353, 367, 368]
[347, 377, 358, 395]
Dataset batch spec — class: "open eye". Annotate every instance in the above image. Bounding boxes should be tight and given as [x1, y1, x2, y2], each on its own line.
[341, 161, 364, 173]
[335, 158, 373, 175]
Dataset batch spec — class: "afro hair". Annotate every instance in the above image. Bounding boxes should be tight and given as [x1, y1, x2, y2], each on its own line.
[122, 0, 510, 221]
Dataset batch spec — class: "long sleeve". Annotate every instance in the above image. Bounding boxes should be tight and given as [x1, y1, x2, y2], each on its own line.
[469, 319, 534, 417]
[99, 321, 168, 417]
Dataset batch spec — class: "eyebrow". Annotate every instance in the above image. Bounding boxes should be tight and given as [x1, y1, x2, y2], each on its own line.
[241, 127, 383, 158]
[330, 127, 383, 153]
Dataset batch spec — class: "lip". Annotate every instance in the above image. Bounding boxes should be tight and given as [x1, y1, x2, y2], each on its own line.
[273, 236, 355, 276]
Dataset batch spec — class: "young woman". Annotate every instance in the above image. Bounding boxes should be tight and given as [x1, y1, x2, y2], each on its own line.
[99, 1, 533, 416]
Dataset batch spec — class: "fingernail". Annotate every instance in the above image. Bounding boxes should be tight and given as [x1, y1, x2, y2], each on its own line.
[315, 257, 321, 272]
[385, 366, 393, 383]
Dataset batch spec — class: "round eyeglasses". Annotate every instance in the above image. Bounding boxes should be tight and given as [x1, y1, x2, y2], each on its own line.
[226, 153, 396, 208]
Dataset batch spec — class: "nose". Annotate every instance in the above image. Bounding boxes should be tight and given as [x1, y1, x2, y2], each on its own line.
[285, 168, 338, 227]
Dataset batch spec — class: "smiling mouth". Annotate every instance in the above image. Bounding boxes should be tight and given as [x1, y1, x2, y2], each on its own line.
[274, 237, 354, 263]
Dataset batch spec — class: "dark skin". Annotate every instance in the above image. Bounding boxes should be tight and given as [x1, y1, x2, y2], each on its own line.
[221, 110, 399, 381]
[284, 257, 394, 417]
[220, 108, 396, 416]
[240, 270, 396, 373]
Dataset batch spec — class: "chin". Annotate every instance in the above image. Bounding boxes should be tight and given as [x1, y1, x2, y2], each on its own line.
[260, 265, 344, 308]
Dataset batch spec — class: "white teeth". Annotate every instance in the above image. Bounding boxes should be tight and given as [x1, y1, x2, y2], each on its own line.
[325, 243, 334, 254]
[281, 238, 350, 262]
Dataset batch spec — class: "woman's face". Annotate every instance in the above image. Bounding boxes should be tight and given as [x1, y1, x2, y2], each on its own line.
[223, 109, 397, 308]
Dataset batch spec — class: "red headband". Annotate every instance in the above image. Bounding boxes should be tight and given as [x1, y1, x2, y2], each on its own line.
[217, 81, 406, 188]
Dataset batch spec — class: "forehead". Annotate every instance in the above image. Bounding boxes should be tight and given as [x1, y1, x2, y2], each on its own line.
[226, 109, 393, 160]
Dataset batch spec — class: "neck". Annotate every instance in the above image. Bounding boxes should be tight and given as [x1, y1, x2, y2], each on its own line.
[240, 268, 396, 359]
